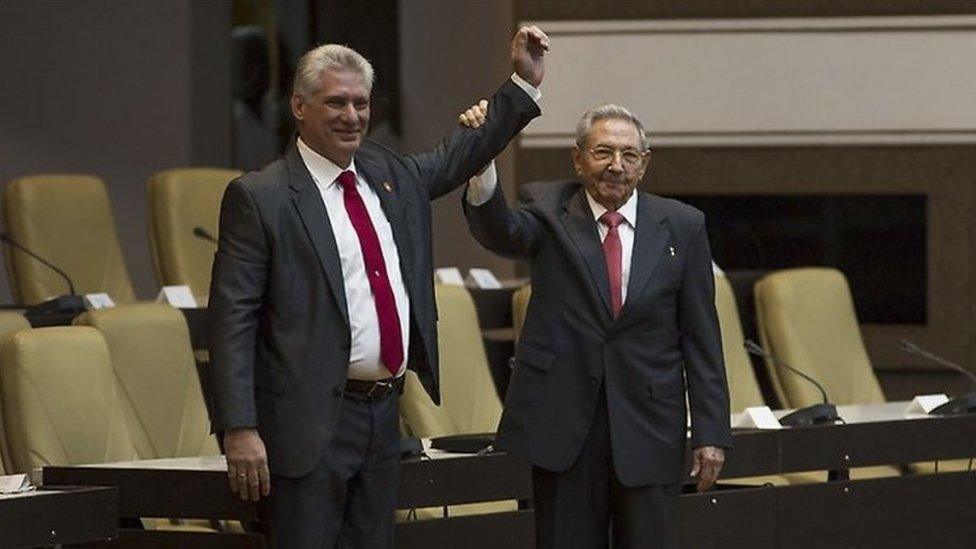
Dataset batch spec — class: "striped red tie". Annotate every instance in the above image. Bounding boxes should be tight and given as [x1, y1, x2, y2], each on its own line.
[337, 170, 403, 376]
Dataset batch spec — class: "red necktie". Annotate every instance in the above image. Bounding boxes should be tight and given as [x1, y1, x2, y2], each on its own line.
[600, 210, 624, 318]
[337, 170, 403, 376]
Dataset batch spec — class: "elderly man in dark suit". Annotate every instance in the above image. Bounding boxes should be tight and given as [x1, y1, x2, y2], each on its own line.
[461, 103, 731, 548]
[207, 27, 548, 548]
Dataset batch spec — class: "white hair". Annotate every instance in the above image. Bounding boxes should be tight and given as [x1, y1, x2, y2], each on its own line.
[575, 104, 650, 151]
[293, 44, 374, 97]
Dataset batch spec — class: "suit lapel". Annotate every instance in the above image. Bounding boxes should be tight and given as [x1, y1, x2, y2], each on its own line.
[561, 188, 612, 318]
[286, 146, 350, 326]
[619, 193, 669, 320]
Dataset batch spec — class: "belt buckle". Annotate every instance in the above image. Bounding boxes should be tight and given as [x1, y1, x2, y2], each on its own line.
[366, 379, 393, 399]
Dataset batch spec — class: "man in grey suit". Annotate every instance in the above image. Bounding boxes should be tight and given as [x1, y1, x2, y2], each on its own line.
[208, 27, 548, 548]
[461, 104, 731, 548]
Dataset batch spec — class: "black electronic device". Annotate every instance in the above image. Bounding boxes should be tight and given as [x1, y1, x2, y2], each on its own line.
[743, 340, 840, 427]
[0, 232, 86, 318]
[429, 433, 495, 454]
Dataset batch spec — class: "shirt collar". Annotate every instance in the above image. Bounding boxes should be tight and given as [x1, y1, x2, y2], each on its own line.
[585, 189, 638, 229]
[296, 136, 359, 189]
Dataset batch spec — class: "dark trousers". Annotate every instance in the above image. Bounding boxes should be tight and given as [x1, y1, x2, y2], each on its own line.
[532, 387, 680, 549]
[264, 391, 400, 549]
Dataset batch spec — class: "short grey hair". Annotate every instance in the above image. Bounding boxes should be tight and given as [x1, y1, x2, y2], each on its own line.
[293, 44, 374, 97]
[574, 104, 650, 151]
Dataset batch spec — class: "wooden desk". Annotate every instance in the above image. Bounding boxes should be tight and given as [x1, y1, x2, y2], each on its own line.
[0, 486, 117, 548]
[40, 404, 976, 549]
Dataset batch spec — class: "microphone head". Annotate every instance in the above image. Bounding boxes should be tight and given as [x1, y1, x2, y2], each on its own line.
[743, 339, 766, 356]
[900, 339, 920, 354]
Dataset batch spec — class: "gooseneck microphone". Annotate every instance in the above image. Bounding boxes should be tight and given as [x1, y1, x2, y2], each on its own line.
[0, 232, 76, 295]
[192, 227, 218, 244]
[900, 340, 976, 415]
[0, 232, 86, 318]
[743, 339, 840, 427]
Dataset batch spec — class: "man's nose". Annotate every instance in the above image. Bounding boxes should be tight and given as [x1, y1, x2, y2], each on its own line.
[340, 103, 357, 121]
[607, 154, 625, 172]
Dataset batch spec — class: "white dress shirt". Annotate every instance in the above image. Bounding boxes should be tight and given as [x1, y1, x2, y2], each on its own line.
[297, 137, 410, 380]
[467, 163, 638, 303]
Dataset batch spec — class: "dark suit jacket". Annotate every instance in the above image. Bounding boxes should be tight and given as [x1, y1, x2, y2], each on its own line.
[208, 80, 540, 478]
[464, 181, 732, 486]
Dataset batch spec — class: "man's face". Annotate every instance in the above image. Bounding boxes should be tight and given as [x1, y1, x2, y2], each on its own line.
[571, 118, 649, 211]
[291, 68, 370, 167]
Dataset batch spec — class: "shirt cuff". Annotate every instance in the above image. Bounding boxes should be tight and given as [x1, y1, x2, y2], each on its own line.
[510, 73, 542, 104]
[466, 160, 498, 206]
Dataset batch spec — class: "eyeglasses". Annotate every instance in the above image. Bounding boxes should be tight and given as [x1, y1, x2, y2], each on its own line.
[587, 146, 644, 167]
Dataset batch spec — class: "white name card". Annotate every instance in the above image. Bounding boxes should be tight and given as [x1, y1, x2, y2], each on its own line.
[906, 394, 950, 415]
[434, 268, 465, 286]
[733, 406, 783, 430]
[156, 285, 198, 309]
[465, 268, 502, 289]
[84, 293, 115, 310]
[0, 473, 33, 494]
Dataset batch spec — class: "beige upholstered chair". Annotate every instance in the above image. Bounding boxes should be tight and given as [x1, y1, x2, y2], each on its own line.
[74, 303, 218, 459]
[398, 285, 511, 518]
[147, 168, 240, 299]
[715, 275, 765, 413]
[755, 268, 886, 409]
[401, 285, 503, 437]
[755, 268, 902, 480]
[3, 175, 135, 304]
[0, 326, 138, 473]
[511, 285, 531, 344]
[0, 312, 31, 474]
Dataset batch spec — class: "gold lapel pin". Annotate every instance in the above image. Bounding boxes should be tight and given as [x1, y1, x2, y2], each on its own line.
[382, 181, 394, 193]
[669, 246, 676, 257]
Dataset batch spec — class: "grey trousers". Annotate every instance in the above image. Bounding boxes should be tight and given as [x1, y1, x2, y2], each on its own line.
[263, 391, 400, 549]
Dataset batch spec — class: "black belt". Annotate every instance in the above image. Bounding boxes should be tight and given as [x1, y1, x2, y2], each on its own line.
[344, 376, 404, 399]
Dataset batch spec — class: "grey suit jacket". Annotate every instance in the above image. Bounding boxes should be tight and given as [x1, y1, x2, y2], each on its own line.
[464, 181, 732, 486]
[208, 79, 540, 478]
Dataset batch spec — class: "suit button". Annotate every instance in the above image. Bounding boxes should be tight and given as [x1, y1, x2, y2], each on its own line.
[590, 377, 599, 386]
[332, 387, 343, 397]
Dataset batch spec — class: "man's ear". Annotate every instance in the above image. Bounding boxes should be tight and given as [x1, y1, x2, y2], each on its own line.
[290, 92, 304, 122]
[571, 145, 582, 175]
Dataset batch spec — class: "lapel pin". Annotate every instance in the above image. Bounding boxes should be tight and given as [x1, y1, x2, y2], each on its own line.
[669, 246, 676, 257]
[382, 181, 394, 193]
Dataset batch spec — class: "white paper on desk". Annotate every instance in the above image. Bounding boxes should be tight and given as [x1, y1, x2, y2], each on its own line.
[434, 267, 465, 286]
[84, 293, 115, 309]
[906, 394, 950, 414]
[0, 473, 33, 494]
[466, 268, 502, 289]
[733, 406, 783, 429]
[156, 285, 198, 308]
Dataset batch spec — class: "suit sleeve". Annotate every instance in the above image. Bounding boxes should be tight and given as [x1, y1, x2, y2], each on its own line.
[462, 180, 543, 260]
[403, 79, 540, 200]
[207, 179, 270, 432]
[679, 217, 733, 449]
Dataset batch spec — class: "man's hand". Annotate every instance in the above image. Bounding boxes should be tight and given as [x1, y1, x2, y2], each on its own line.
[459, 99, 489, 129]
[511, 25, 549, 87]
[224, 428, 271, 501]
[690, 445, 725, 493]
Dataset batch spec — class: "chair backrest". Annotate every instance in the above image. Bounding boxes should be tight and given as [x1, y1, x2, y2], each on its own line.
[3, 175, 135, 304]
[754, 268, 886, 408]
[0, 312, 31, 474]
[0, 326, 137, 472]
[147, 168, 240, 299]
[74, 303, 218, 459]
[399, 285, 502, 437]
[714, 275, 766, 412]
[511, 285, 531, 344]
